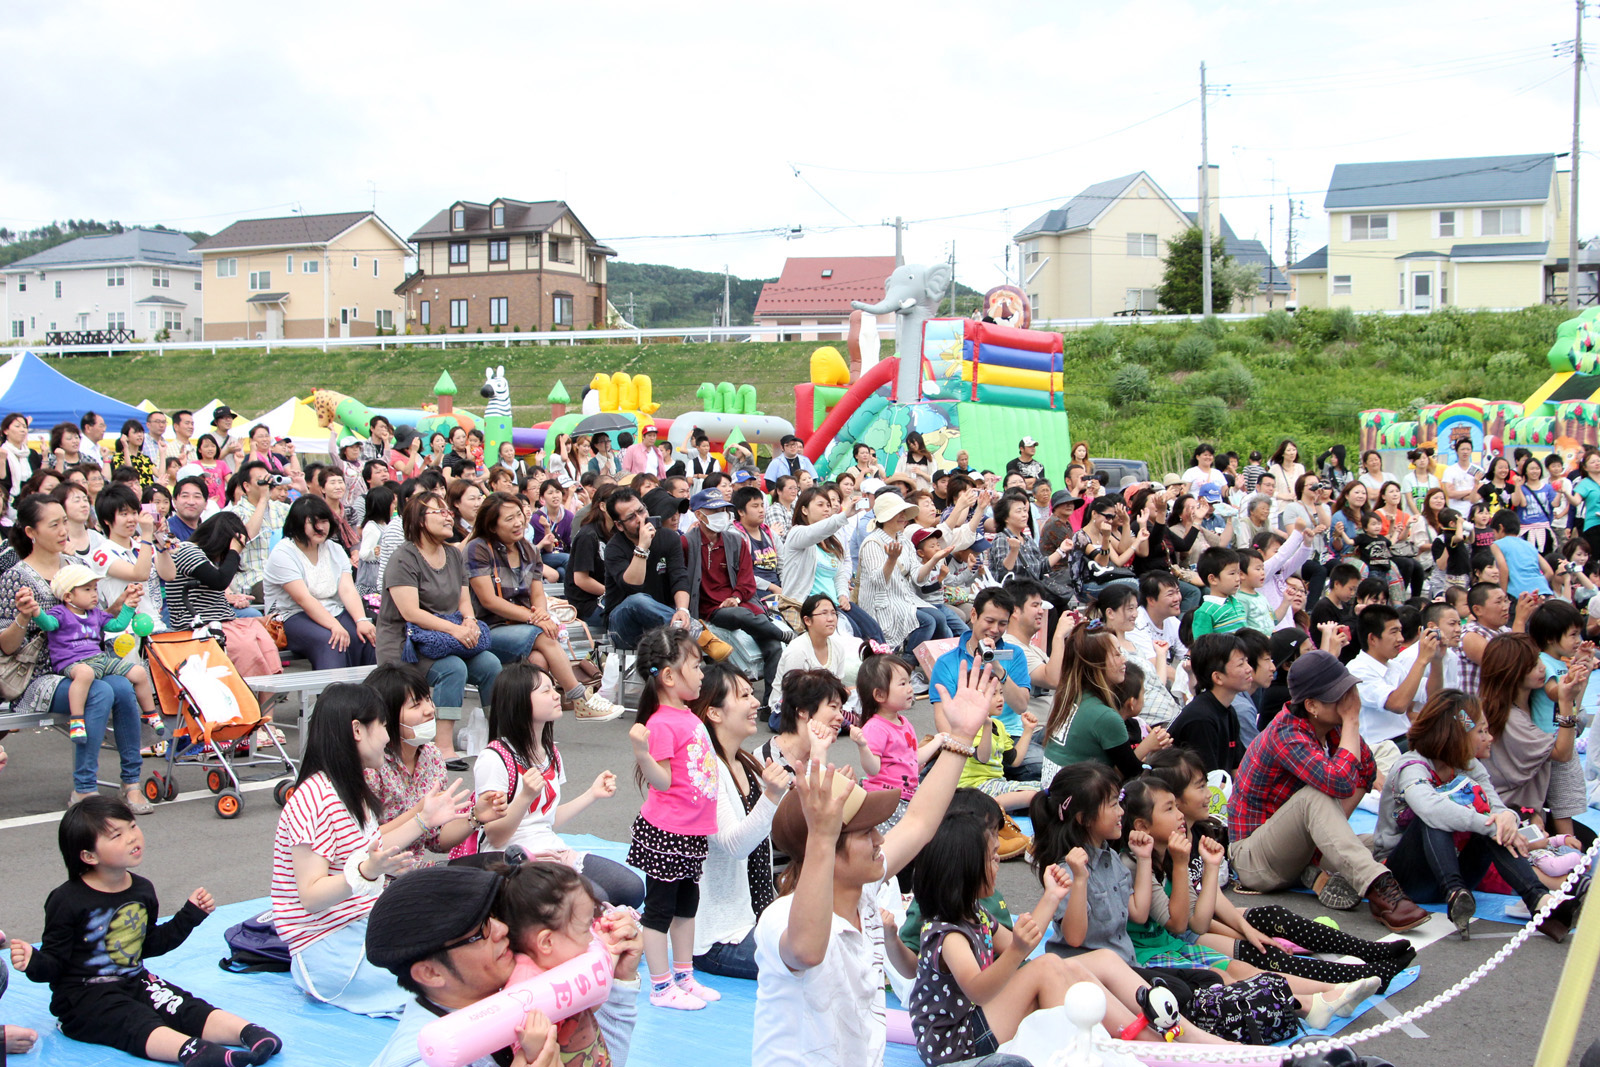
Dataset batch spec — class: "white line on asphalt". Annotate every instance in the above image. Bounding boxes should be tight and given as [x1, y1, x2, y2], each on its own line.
[0, 778, 281, 831]
[1371, 996, 1428, 1038]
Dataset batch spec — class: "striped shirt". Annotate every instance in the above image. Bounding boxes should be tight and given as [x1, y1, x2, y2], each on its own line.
[1460, 621, 1507, 698]
[1191, 594, 1249, 637]
[271, 773, 379, 953]
[166, 541, 238, 627]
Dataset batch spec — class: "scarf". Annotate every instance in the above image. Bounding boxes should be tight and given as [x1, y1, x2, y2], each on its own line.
[2, 440, 30, 502]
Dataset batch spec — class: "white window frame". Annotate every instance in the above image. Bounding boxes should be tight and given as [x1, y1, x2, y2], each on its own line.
[303, 257, 319, 274]
[1435, 210, 1456, 239]
[1028, 293, 1039, 317]
[449, 299, 468, 328]
[164, 309, 182, 332]
[9, 321, 22, 339]
[248, 270, 271, 291]
[1398, 273, 1406, 309]
[14, 276, 22, 292]
[375, 309, 393, 330]
[149, 310, 160, 329]
[1125, 233, 1158, 257]
[1346, 213, 1392, 241]
[216, 258, 237, 278]
[107, 311, 125, 329]
[152, 268, 170, 288]
[489, 297, 508, 326]
[1332, 274, 1353, 296]
[286, 254, 294, 274]
[107, 266, 126, 287]
[1441, 269, 1450, 307]
[1479, 207, 1526, 237]
[420, 299, 430, 326]
[549, 237, 571, 264]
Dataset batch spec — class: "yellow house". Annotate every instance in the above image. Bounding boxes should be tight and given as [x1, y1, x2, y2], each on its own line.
[193, 211, 411, 340]
[1014, 167, 1285, 320]
[1289, 153, 1566, 312]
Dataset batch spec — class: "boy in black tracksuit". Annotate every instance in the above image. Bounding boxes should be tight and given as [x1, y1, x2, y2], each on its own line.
[10, 796, 281, 1067]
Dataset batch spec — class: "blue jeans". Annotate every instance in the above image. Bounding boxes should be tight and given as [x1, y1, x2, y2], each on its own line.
[58, 673, 142, 793]
[486, 622, 541, 664]
[234, 606, 263, 618]
[1385, 817, 1545, 910]
[930, 603, 969, 639]
[838, 601, 884, 643]
[609, 592, 676, 648]
[426, 650, 501, 719]
[542, 551, 570, 578]
[694, 928, 758, 980]
[904, 605, 953, 655]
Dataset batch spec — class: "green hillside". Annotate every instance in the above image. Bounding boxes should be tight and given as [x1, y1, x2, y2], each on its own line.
[30, 305, 1569, 468]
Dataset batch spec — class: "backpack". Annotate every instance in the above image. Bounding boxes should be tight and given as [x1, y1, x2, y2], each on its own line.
[218, 911, 291, 973]
[1185, 972, 1300, 1044]
[447, 741, 529, 861]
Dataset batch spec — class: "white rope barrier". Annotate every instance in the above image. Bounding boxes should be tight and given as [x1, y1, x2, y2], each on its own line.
[1076, 836, 1598, 1064]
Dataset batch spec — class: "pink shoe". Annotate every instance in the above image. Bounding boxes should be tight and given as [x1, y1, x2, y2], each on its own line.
[674, 973, 721, 1002]
[1272, 937, 1309, 955]
[649, 984, 706, 1010]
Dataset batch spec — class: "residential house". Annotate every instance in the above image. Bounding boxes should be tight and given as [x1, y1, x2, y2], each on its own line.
[1013, 167, 1287, 320]
[192, 211, 411, 340]
[2, 228, 202, 343]
[401, 199, 614, 333]
[752, 256, 898, 340]
[1288, 153, 1568, 312]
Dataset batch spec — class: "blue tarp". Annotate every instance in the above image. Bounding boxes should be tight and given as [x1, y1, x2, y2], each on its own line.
[0, 351, 147, 429]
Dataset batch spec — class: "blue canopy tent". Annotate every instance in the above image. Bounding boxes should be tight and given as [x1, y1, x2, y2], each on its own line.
[0, 351, 148, 429]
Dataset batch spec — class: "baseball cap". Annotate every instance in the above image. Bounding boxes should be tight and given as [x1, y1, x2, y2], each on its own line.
[769, 773, 902, 859]
[859, 477, 887, 495]
[1020, 436, 1038, 448]
[689, 489, 733, 512]
[732, 469, 755, 483]
[910, 527, 943, 547]
[1197, 483, 1222, 503]
[781, 434, 803, 446]
[640, 424, 658, 437]
[365, 866, 502, 973]
[1287, 651, 1359, 705]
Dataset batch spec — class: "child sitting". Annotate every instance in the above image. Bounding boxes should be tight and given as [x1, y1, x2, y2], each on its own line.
[1233, 548, 1275, 634]
[857, 654, 943, 831]
[41, 564, 161, 741]
[1190, 547, 1245, 637]
[958, 678, 1040, 812]
[911, 528, 970, 639]
[9, 796, 280, 1067]
[1526, 599, 1595, 839]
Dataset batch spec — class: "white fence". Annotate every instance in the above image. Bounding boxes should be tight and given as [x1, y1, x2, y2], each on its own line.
[6, 305, 1534, 359]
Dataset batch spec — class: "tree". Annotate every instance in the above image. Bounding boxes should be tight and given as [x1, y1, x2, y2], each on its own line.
[1158, 227, 1248, 314]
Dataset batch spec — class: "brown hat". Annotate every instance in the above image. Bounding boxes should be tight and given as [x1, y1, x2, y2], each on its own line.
[769, 772, 902, 859]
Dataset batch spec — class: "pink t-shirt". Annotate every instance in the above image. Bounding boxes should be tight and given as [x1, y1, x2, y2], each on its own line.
[639, 705, 719, 836]
[860, 712, 919, 798]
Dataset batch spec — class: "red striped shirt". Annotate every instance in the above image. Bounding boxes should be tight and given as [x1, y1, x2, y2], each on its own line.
[270, 773, 379, 953]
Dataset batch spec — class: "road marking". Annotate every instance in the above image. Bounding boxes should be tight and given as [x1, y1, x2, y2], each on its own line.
[0, 778, 281, 831]
[1371, 996, 1428, 1038]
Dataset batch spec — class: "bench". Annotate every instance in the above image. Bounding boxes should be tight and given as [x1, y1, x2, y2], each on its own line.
[244, 665, 378, 754]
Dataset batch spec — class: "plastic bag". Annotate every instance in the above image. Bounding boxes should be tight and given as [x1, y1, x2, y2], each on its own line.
[460, 706, 488, 757]
[597, 651, 621, 702]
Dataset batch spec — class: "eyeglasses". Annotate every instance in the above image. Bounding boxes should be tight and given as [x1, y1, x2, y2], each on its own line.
[440, 921, 489, 951]
[424, 507, 455, 518]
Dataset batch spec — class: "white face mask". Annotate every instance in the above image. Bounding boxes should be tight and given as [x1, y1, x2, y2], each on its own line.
[403, 717, 437, 747]
[706, 512, 733, 534]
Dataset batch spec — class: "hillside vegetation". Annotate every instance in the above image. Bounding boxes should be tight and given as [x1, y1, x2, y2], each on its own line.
[34, 306, 1569, 468]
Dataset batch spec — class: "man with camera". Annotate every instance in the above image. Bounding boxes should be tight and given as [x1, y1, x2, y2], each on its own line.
[928, 586, 1037, 777]
[225, 459, 292, 600]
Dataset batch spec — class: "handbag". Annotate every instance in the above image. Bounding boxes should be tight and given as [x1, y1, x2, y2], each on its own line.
[775, 590, 806, 632]
[1186, 972, 1300, 1044]
[263, 614, 289, 650]
[0, 631, 43, 701]
[403, 612, 491, 663]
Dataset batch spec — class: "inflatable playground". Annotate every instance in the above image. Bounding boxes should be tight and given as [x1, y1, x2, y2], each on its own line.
[1358, 306, 1600, 465]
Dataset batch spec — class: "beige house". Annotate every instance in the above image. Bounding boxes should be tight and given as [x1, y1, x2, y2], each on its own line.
[1014, 168, 1284, 320]
[193, 211, 411, 340]
[1289, 153, 1569, 311]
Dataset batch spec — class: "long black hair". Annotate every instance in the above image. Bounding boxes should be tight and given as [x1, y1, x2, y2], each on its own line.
[191, 511, 248, 563]
[297, 682, 383, 822]
[363, 484, 397, 527]
[1119, 776, 1176, 883]
[367, 663, 434, 759]
[1029, 762, 1122, 883]
[912, 812, 992, 926]
[488, 662, 560, 773]
[633, 624, 700, 727]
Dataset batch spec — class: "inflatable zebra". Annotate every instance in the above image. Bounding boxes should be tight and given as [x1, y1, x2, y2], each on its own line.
[479, 365, 513, 459]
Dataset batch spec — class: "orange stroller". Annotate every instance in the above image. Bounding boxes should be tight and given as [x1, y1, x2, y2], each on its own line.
[140, 630, 297, 819]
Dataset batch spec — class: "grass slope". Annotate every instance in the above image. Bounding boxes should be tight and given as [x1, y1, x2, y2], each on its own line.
[36, 306, 1568, 465]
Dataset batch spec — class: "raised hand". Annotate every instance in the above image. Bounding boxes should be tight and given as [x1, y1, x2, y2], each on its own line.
[628, 723, 651, 754]
[362, 837, 413, 880]
[1041, 862, 1073, 903]
[807, 719, 835, 762]
[1011, 912, 1044, 955]
[760, 759, 791, 802]
[188, 887, 216, 914]
[13, 586, 38, 620]
[420, 779, 473, 828]
[1127, 830, 1154, 860]
[520, 765, 551, 799]
[589, 770, 618, 799]
[1198, 835, 1226, 866]
[516, 1009, 560, 1067]
[1167, 824, 1191, 862]
[1065, 846, 1090, 875]
[793, 761, 847, 844]
[473, 790, 509, 824]
[1019, 710, 1040, 736]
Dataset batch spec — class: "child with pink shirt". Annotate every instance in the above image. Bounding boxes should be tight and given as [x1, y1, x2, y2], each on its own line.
[857, 654, 947, 833]
[626, 626, 720, 1011]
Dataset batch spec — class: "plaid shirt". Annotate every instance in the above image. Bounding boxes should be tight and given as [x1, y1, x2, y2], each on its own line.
[1229, 709, 1376, 842]
[225, 497, 291, 593]
[1459, 621, 1507, 697]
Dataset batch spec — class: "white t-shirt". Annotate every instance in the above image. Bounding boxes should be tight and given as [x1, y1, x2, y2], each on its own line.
[753, 874, 888, 1067]
[1441, 464, 1478, 499]
[1350, 651, 1408, 745]
[473, 742, 565, 856]
[87, 534, 166, 632]
[1183, 466, 1226, 492]
[1386, 642, 1462, 715]
[263, 539, 350, 618]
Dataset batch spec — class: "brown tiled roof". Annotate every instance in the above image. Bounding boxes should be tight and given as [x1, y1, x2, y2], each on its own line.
[752, 256, 897, 318]
[410, 199, 574, 242]
[193, 211, 387, 251]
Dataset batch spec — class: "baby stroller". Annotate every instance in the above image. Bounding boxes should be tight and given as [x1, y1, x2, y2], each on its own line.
[140, 627, 297, 820]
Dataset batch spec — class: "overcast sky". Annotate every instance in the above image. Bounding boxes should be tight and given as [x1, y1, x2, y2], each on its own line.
[2, 1, 1589, 288]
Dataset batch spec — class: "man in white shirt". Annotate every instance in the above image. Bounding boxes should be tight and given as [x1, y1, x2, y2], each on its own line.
[1440, 438, 1478, 503]
[1131, 571, 1191, 705]
[1385, 602, 1463, 715]
[1347, 603, 1442, 749]
[753, 664, 1000, 1067]
[78, 411, 108, 475]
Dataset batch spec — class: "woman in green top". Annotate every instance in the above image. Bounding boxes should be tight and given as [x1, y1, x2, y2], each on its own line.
[1041, 623, 1150, 785]
[1576, 450, 1600, 560]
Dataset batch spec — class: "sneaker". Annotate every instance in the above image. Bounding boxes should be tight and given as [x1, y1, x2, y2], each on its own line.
[674, 973, 721, 1001]
[574, 690, 624, 723]
[695, 628, 733, 662]
[1446, 887, 1476, 940]
[648, 984, 706, 1010]
[1301, 866, 1361, 911]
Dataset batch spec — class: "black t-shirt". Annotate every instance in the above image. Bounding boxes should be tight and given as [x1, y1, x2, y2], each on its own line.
[604, 525, 689, 608]
[1478, 483, 1515, 513]
[1133, 521, 1173, 574]
[24, 873, 205, 987]
[1169, 690, 1243, 774]
[1353, 533, 1391, 570]
[1310, 596, 1358, 662]
[563, 524, 605, 618]
[1433, 534, 1471, 576]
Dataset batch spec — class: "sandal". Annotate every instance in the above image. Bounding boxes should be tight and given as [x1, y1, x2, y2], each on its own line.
[124, 784, 153, 815]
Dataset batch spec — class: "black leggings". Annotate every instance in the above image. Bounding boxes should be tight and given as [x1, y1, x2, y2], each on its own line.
[1237, 904, 1414, 990]
[641, 876, 700, 933]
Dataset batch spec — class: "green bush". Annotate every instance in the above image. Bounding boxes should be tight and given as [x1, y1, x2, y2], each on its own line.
[1190, 395, 1229, 436]
[1198, 315, 1228, 340]
[1221, 334, 1266, 357]
[1083, 323, 1119, 360]
[1328, 306, 1360, 343]
[1487, 349, 1533, 376]
[1206, 358, 1256, 405]
[1172, 332, 1216, 371]
[1109, 364, 1151, 408]
[1129, 335, 1164, 366]
[1257, 308, 1293, 342]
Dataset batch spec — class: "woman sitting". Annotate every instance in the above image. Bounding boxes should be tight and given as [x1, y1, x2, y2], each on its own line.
[166, 511, 247, 630]
[42, 421, 85, 474]
[860, 492, 949, 655]
[270, 682, 470, 1015]
[1371, 688, 1580, 941]
[692, 662, 788, 979]
[317, 467, 360, 554]
[772, 593, 863, 707]
[112, 420, 156, 490]
[376, 491, 501, 768]
[1042, 624, 1165, 784]
[365, 663, 506, 865]
[464, 490, 621, 722]
[264, 495, 377, 670]
[988, 495, 1052, 586]
[54, 482, 96, 562]
[1478, 632, 1589, 840]
[529, 478, 573, 576]
[445, 478, 484, 544]
[562, 483, 616, 629]
[91, 485, 174, 637]
[0, 495, 146, 811]
[777, 486, 884, 642]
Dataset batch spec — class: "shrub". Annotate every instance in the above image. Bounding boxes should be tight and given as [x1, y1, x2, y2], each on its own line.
[1198, 315, 1228, 340]
[1221, 334, 1266, 357]
[1190, 396, 1229, 436]
[1109, 364, 1151, 408]
[1083, 323, 1119, 360]
[1206, 358, 1255, 405]
[1328, 306, 1360, 343]
[1172, 332, 1215, 371]
[1129, 335, 1164, 366]
[1257, 308, 1294, 343]
[1487, 349, 1532, 376]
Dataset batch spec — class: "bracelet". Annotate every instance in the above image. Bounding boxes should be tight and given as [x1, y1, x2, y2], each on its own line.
[466, 812, 483, 831]
[413, 813, 429, 834]
[1556, 714, 1581, 730]
[939, 736, 977, 759]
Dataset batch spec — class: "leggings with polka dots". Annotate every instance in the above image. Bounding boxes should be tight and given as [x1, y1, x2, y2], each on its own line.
[1233, 905, 1413, 989]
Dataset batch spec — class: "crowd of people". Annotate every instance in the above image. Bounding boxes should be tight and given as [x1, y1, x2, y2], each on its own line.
[1, 409, 1597, 1066]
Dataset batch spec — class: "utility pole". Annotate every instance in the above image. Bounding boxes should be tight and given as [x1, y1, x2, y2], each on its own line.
[1200, 61, 1212, 316]
[894, 216, 904, 266]
[948, 242, 957, 315]
[1267, 200, 1275, 309]
[723, 264, 731, 329]
[1570, 0, 1584, 310]
[1285, 195, 1297, 278]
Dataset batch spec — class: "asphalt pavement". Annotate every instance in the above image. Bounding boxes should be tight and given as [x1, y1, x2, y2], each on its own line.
[0, 689, 1595, 1066]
